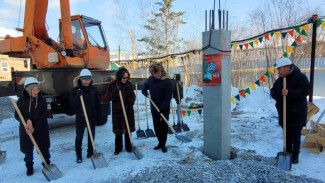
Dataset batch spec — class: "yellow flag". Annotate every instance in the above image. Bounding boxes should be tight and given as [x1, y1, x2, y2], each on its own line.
[322, 22, 325, 30]
[287, 46, 294, 53]
[275, 32, 281, 39]
[192, 109, 197, 113]
[234, 44, 238, 50]
[254, 40, 258, 45]
[250, 84, 256, 90]
[231, 97, 235, 104]
[178, 57, 181, 61]
[302, 24, 310, 30]
[268, 66, 275, 73]
[190, 52, 193, 57]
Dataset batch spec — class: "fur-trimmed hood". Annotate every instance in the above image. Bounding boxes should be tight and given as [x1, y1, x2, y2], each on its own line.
[73, 76, 93, 87]
[149, 64, 169, 80]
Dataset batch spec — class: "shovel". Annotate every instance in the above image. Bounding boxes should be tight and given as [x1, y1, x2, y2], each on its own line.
[176, 82, 190, 131]
[80, 96, 108, 169]
[276, 77, 292, 171]
[135, 84, 146, 138]
[11, 98, 62, 181]
[119, 90, 144, 160]
[147, 96, 192, 143]
[169, 102, 179, 134]
[0, 142, 6, 165]
[144, 97, 155, 137]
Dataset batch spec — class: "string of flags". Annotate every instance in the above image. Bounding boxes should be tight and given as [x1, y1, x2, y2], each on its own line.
[230, 17, 324, 104]
[179, 108, 203, 116]
[119, 49, 202, 66]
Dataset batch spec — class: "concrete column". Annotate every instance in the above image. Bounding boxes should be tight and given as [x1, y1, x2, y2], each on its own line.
[202, 29, 231, 160]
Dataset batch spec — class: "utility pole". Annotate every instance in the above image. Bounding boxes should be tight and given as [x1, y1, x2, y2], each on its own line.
[309, 15, 317, 102]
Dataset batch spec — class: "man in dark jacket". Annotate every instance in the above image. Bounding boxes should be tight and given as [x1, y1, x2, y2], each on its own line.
[70, 69, 100, 163]
[15, 77, 51, 176]
[142, 64, 172, 153]
[271, 58, 310, 164]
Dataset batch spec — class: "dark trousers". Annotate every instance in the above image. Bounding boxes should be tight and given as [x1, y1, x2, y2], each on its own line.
[115, 132, 131, 152]
[75, 125, 95, 158]
[285, 126, 302, 155]
[24, 149, 50, 163]
[152, 111, 169, 147]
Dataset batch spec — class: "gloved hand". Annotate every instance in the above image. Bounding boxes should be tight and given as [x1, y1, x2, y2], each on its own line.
[77, 89, 83, 95]
[142, 90, 148, 97]
[116, 83, 121, 91]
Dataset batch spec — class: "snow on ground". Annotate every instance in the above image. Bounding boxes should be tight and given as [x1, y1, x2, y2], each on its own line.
[0, 85, 324, 182]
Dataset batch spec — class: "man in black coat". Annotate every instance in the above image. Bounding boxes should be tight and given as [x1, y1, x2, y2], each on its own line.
[271, 58, 310, 164]
[70, 69, 100, 163]
[142, 64, 172, 153]
[15, 77, 51, 176]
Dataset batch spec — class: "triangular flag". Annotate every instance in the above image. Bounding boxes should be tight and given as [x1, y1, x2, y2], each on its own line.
[300, 29, 307, 36]
[198, 49, 202, 54]
[268, 66, 275, 73]
[187, 54, 190, 59]
[184, 56, 187, 60]
[260, 75, 266, 82]
[190, 52, 193, 57]
[254, 40, 259, 45]
[288, 29, 294, 37]
[270, 32, 274, 37]
[178, 57, 181, 61]
[295, 27, 301, 34]
[244, 44, 249, 49]
[181, 110, 186, 116]
[151, 61, 155, 64]
[322, 22, 325, 30]
[240, 91, 246, 98]
[239, 45, 243, 50]
[316, 19, 323, 28]
[235, 95, 240, 101]
[265, 34, 269, 40]
[255, 80, 260, 86]
[313, 16, 318, 23]
[192, 109, 197, 113]
[163, 61, 166, 64]
[283, 52, 288, 57]
[249, 42, 254, 48]
[264, 71, 270, 78]
[275, 32, 281, 39]
[197, 109, 202, 115]
[281, 32, 287, 39]
[187, 110, 191, 116]
[231, 97, 235, 104]
[245, 88, 251, 95]
[258, 37, 263, 43]
[250, 84, 256, 90]
[302, 24, 310, 30]
[234, 44, 238, 50]
[181, 57, 184, 61]
[194, 49, 198, 54]
[295, 35, 302, 43]
[291, 41, 297, 47]
[287, 46, 294, 53]
[231, 44, 233, 48]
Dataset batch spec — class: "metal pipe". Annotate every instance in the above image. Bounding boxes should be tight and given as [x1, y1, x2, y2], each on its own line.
[226, 11, 228, 30]
[209, 10, 211, 31]
[218, 9, 221, 29]
[205, 10, 207, 32]
[309, 14, 317, 102]
[223, 10, 225, 29]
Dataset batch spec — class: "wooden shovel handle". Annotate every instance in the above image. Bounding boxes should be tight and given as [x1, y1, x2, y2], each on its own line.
[176, 82, 183, 123]
[119, 90, 134, 145]
[11, 98, 47, 164]
[136, 83, 140, 128]
[283, 77, 287, 150]
[80, 96, 96, 151]
[145, 97, 149, 127]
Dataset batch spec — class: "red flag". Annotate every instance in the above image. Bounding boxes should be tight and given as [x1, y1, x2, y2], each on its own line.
[265, 34, 269, 40]
[244, 44, 248, 49]
[260, 75, 266, 82]
[194, 50, 198, 54]
[296, 35, 302, 43]
[288, 29, 294, 37]
[184, 55, 187, 60]
[181, 110, 186, 116]
[240, 91, 246, 98]
[313, 16, 317, 22]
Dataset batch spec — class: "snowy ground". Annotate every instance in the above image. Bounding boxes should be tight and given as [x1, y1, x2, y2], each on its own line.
[0, 86, 324, 183]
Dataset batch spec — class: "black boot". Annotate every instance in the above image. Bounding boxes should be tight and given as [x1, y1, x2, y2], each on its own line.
[25, 162, 34, 176]
[292, 153, 299, 164]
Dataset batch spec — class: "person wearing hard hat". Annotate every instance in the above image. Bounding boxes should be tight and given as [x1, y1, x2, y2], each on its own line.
[70, 69, 101, 163]
[271, 58, 310, 164]
[14, 77, 51, 176]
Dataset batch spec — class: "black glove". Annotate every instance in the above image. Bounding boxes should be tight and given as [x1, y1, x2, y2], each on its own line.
[142, 90, 148, 97]
[116, 83, 121, 91]
[77, 89, 83, 95]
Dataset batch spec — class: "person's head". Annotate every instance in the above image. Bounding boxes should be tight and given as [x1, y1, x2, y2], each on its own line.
[79, 68, 92, 87]
[116, 67, 130, 84]
[149, 64, 164, 79]
[24, 77, 40, 98]
[274, 58, 292, 77]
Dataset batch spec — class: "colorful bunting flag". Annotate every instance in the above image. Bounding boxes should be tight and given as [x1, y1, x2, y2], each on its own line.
[281, 32, 287, 39]
[231, 97, 235, 104]
[245, 88, 250, 95]
[260, 75, 266, 82]
[250, 84, 256, 90]
[239, 45, 243, 50]
[187, 110, 191, 116]
[291, 41, 297, 47]
[255, 80, 260, 86]
[288, 29, 294, 37]
[300, 29, 307, 36]
[301, 24, 310, 30]
[265, 34, 269, 40]
[283, 52, 288, 57]
[313, 16, 318, 23]
[270, 32, 274, 37]
[258, 37, 263, 43]
[244, 44, 249, 49]
[181, 110, 186, 116]
[264, 71, 270, 78]
[316, 19, 322, 28]
[287, 46, 294, 53]
[295, 27, 301, 34]
[254, 40, 259, 45]
[235, 95, 240, 101]
[198, 49, 202, 54]
[275, 32, 281, 39]
[240, 91, 246, 98]
[268, 66, 275, 73]
[249, 42, 254, 48]
[234, 44, 238, 50]
[296, 35, 302, 43]
[198, 109, 202, 115]
[184, 56, 187, 60]
[322, 22, 325, 30]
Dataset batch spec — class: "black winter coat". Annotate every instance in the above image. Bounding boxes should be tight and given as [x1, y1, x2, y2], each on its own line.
[142, 76, 172, 115]
[271, 65, 310, 128]
[70, 78, 101, 127]
[15, 90, 50, 154]
[106, 80, 136, 134]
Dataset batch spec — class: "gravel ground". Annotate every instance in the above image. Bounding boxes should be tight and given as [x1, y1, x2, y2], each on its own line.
[0, 97, 15, 122]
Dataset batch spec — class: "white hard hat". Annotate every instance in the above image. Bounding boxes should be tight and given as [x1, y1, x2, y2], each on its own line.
[274, 58, 292, 68]
[79, 69, 92, 77]
[24, 77, 40, 88]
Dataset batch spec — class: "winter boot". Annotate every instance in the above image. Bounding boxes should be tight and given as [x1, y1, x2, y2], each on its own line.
[25, 162, 34, 176]
[292, 153, 299, 164]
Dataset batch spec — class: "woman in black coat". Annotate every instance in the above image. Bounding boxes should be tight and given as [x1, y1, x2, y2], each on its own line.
[142, 64, 172, 153]
[106, 67, 136, 155]
[14, 77, 50, 176]
[70, 69, 100, 163]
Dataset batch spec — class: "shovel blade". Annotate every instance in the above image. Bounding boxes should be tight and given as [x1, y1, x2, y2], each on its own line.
[175, 134, 192, 143]
[181, 123, 190, 131]
[173, 124, 182, 133]
[136, 129, 147, 139]
[42, 164, 62, 181]
[276, 152, 292, 171]
[132, 146, 144, 160]
[91, 152, 108, 169]
[0, 151, 6, 165]
[145, 129, 156, 137]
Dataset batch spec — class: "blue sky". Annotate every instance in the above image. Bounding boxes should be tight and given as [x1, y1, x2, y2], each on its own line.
[1, 0, 325, 52]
